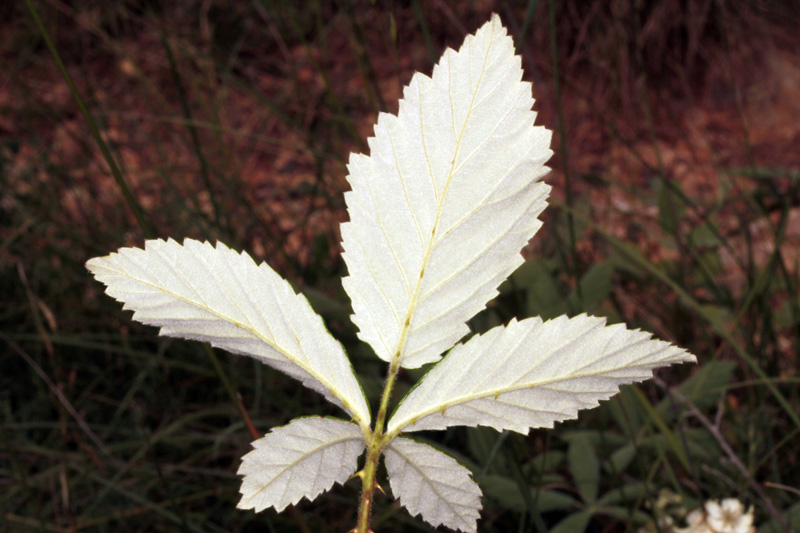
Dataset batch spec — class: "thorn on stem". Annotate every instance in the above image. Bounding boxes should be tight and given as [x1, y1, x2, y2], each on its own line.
[349, 469, 365, 481]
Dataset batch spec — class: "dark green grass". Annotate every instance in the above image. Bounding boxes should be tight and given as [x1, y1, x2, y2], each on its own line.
[3, 1, 799, 531]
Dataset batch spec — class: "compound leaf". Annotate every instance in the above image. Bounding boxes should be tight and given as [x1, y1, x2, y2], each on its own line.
[86, 238, 371, 426]
[237, 417, 365, 512]
[341, 13, 552, 369]
[384, 437, 482, 533]
[387, 314, 695, 435]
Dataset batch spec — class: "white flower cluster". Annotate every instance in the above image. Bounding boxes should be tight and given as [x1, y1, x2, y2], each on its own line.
[639, 492, 757, 533]
[676, 498, 756, 533]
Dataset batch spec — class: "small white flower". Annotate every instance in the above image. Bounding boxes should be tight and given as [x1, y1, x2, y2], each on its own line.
[674, 498, 756, 533]
[704, 498, 756, 533]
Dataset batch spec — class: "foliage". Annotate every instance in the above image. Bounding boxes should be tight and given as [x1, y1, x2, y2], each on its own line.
[85, 18, 695, 531]
[3, 1, 799, 532]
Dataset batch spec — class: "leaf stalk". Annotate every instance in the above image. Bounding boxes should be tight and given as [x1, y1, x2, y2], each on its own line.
[356, 356, 402, 532]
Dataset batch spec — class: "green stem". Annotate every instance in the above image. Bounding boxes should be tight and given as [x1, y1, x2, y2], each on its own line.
[356, 357, 402, 533]
[356, 443, 380, 533]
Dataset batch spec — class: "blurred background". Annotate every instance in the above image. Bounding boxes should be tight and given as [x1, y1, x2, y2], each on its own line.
[2, 1, 799, 531]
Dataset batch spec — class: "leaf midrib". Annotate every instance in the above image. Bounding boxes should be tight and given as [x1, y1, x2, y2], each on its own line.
[387, 356, 682, 436]
[104, 249, 364, 425]
[246, 432, 364, 504]
[391, 29, 498, 368]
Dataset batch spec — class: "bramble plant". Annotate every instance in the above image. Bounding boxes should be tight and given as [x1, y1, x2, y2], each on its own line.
[87, 15, 696, 532]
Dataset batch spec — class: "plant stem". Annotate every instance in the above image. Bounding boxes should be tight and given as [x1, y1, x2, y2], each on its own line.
[356, 357, 402, 533]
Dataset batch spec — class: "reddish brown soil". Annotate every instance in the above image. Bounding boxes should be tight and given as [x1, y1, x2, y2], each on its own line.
[2, 1, 799, 293]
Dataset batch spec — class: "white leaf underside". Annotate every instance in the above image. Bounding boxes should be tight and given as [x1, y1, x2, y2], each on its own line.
[237, 417, 365, 513]
[85, 15, 699, 533]
[341, 13, 552, 369]
[387, 314, 696, 436]
[384, 437, 482, 533]
[86, 238, 370, 426]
